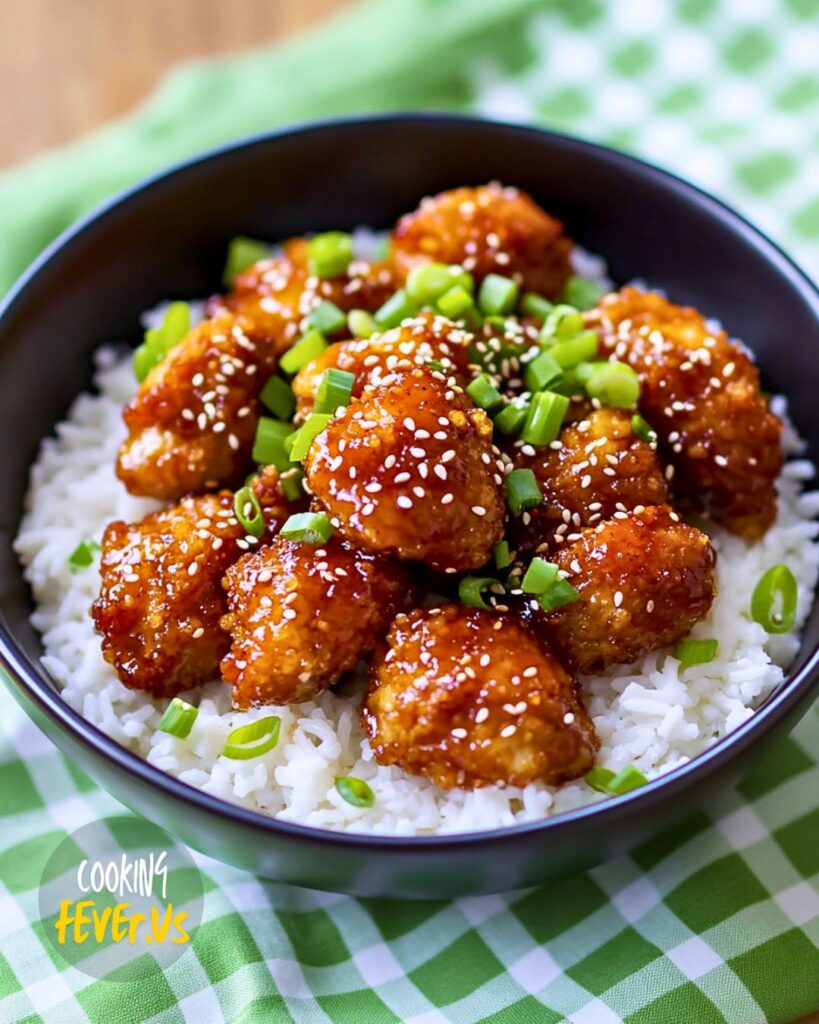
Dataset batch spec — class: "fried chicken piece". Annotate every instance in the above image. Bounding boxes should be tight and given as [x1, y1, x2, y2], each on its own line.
[292, 312, 473, 417]
[117, 313, 275, 500]
[212, 237, 394, 351]
[391, 183, 572, 298]
[508, 406, 669, 556]
[521, 505, 716, 675]
[221, 534, 414, 708]
[363, 605, 598, 789]
[588, 287, 783, 539]
[305, 367, 505, 572]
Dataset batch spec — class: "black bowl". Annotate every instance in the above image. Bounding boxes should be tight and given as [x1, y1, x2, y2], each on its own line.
[1, 114, 817, 899]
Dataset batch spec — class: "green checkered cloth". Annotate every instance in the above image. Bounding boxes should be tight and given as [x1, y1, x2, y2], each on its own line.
[1, 1, 818, 1021]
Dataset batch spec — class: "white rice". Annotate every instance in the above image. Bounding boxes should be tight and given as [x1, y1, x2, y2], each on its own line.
[14, 251, 819, 835]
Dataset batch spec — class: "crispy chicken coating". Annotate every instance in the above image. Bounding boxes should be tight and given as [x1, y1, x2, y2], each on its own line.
[305, 367, 505, 572]
[212, 237, 395, 351]
[220, 535, 414, 708]
[509, 406, 668, 556]
[391, 183, 573, 297]
[292, 312, 473, 417]
[363, 605, 598, 789]
[588, 287, 783, 539]
[522, 505, 716, 675]
[117, 313, 275, 500]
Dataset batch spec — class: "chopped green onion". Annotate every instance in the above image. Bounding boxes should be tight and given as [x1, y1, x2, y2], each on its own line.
[233, 486, 265, 538]
[252, 417, 292, 469]
[375, 289, 418, 329]
[314, 368, 355, 415]
[280, 467, 305, 502]
[466, 374, 504, 412]
[585, 360, 641, 408]
[307, 231, 353, 278]
[223, 236, 269, 286]
[157, 698, 198, 739]
[279, 330, 328, 376]
[280, 511, 334, 544]
[751, 565, 798, 634]
[493, 541, 512, 570]
[427, 358, 446, 373]
[521, 557, 558, 595]
[437, 285, 475, 320]
[549, 330, 599, 369]
[348, 309, 378, 339]
[335, 776, 375, 808]
[459, 576, 501, 610]
[586, 764, 648, 795]
[406, 262, 472, 304]
[506, 468, 542, 516]
[520, 293, 554, 320]
[493, 401, 528, 436]
[289, 413, 332, 462]
[134, 302, 191, 382]
[260, 375, 295, 421]
[537, 575, 581, 612]
[541, 303, 584, 342]
[478, 274, 520, 316]
[374, 237, 390, 261]
[307, 300, 347, 336]
[673, 637, 718, 669]
[223, 717, 281, 760]
[631, 413, 657, 444]
[524, 349, 562, 393]
[68, 539, 100, 572]
[522, 391, 569, 446]
[561, 275, 605, 311]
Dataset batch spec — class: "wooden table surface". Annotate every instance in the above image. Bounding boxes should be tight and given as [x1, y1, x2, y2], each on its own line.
[1, 3, 817, 1019]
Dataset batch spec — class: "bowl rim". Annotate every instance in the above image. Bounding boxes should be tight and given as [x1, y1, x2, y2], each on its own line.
[1, 110, 818, 851]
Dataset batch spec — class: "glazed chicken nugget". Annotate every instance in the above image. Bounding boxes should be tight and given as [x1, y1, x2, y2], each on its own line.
[292, 312, 473, 417]
[588, 287, 783, 539]
[221, 534, 414, 708]
[213, 238, 394, 352]
[391, 183, 572, 297]
[509, 406, 668, 556]
[117, 313, 275, 500]
[523, 505, 716, 675]
[305, 367, 505, 572]
[92, 492, 253, 697]
[363, 605, 598, 789]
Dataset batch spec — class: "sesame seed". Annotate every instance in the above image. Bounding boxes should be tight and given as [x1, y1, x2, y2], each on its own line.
[397, 496, 413, 509]
[613, 590, 623, 608]
[475, 707, 489, 724]
[451, 727, 467, 739]
[500, 724, 516, 738]
[441, 493, 454, 504]
[472, 506, 486, 517]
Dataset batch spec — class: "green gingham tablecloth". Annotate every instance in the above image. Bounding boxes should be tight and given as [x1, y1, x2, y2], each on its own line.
[1, 1, 818, 1021]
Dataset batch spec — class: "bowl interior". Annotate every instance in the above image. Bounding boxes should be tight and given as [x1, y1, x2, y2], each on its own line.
[2, 113, 818, 801]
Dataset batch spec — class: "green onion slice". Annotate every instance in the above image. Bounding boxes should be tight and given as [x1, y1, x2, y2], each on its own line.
[750, 565, 798, 634]
[585, 360, 641, 408]
[631, 413, 657, 444]
[541, 304, 583, 342]
[521, 391, 569, 447]
[549, 330, 599, 369]
[561, 276, 605, 311]
[521, 557, 558, 595]
[466, 374, 504, 412]
[374, 289, 418, 330]
[223, 717, 281, 760]
[68, 539, 100, 572]
[477, 274, 520, 316]
[459, 576, 502, 610]
[134, 301, 191, 382]
[308, 232, 353, 278]
[493, 401, 528, 436]
[673, 637, 718, 669]
[223, 236, 269, 286]
[315, 368, 355, 415]
[280, 511, 334, 544]
[157, 698, 198, 739]
[252, 417, 292, 469]
[506, 468, 542, 516]
[289, 413, 332, 462]
[437, 285, 475, 320]
[348, 309, 378, 339]
[335, 776, 375, 808]
[493, 540, 512, 570]
[520, 292, 554, 320]
[524, 349, 563, 394]
[279, 330, 328, 376]
[406, 262, 473, 304]
[585, 764, 648, 795]
[260, 375, 295, 421]
[307, 300, 347, 336]
[538, 575, 581, 612]
[280, 467, 305, 502]
[234, 486, 265, 538]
